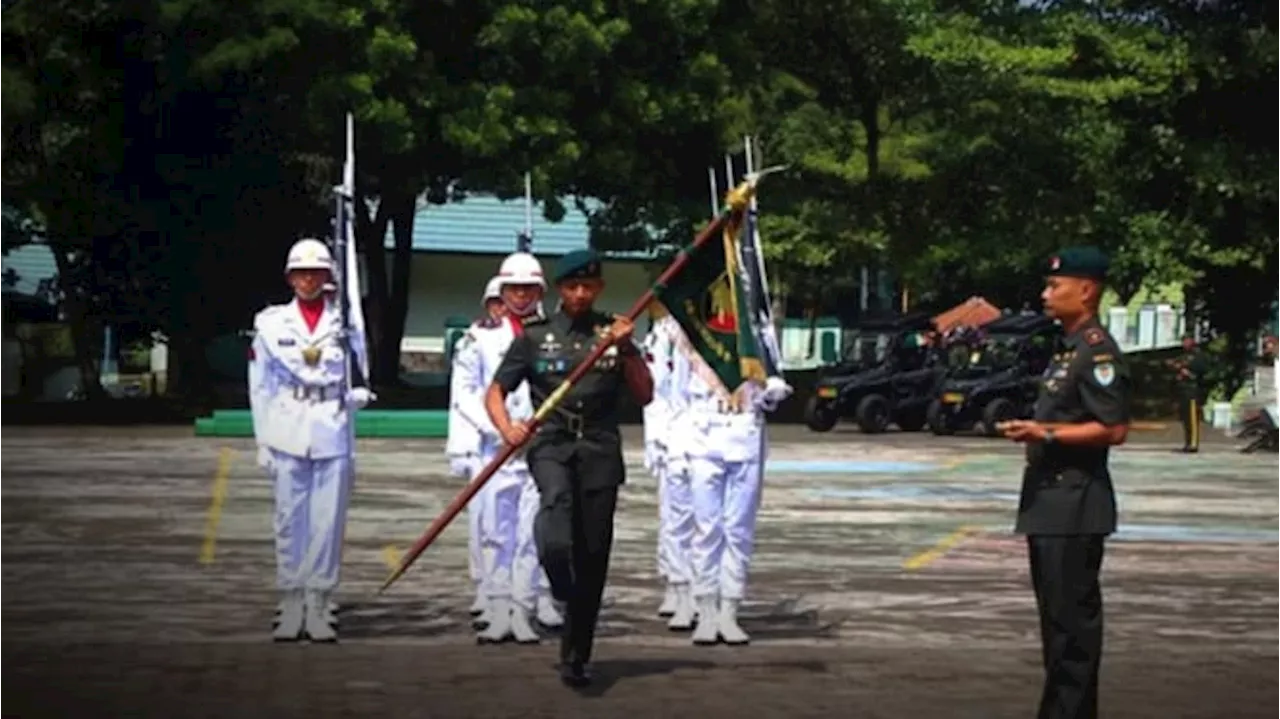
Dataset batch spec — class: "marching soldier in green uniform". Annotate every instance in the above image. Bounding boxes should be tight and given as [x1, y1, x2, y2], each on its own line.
[485, 248, 654, 688]
[1170, 335, 1208, 453]
[997, 246, 1132, 719]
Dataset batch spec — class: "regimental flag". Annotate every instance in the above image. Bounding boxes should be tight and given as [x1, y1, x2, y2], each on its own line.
[654, 208, 768, 397]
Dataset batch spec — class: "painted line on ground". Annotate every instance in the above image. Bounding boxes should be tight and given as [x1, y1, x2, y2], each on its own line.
[1130, 421, 1169, 431]
[381, 545, 404, 571]
[198, 447, 234, 565]
[902, 524, 983, 571]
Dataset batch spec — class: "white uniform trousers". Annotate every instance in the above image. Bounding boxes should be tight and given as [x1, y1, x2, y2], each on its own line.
[512, 473, 550, 611]
[688, 456, 763, 600]
[652, 449, 670, 580]
[451, 454, 486, 590]
[660, 455, 697, 585]
[270, 450, 352, 592]
[476, 459, 525, 600]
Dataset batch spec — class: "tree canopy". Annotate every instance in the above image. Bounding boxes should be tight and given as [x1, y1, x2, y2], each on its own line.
[2, 0, 1274, 400]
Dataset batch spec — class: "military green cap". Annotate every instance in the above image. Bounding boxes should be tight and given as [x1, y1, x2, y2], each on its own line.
[1047, 246, 1109, 280]
[554, 248, 603, 283]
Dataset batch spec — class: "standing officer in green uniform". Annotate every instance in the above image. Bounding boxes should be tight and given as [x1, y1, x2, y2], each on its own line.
[1170, 335, 1208, 453]
[484, 248, 654, 688]
[997, 247, 1132, 719]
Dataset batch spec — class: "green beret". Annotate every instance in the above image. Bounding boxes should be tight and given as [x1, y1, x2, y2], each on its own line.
[1047, 246, 1109, 280]
[554, 248, 603, 283]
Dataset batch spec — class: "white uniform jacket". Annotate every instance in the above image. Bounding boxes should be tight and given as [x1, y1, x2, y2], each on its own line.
[448, 315, 535, 469]
[248, 298, 369, 460]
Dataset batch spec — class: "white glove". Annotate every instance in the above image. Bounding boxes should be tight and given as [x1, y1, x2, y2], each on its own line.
[347, 387, 376, 410]
[448, 456, 474, 479]
[256, 445, 275, 473]
[761, 376, 793, 411]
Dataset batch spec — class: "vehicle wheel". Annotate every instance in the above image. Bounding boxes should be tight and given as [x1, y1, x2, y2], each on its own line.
[982, 397, 1017, 437]
[855, 394, 891, 434]
[927, 399, 955, 436]
[896, 408, 927, 432]
[804, 396, 839, 433]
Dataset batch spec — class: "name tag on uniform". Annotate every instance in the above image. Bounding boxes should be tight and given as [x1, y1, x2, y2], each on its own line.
[278, 338, 296, 347]
[536, 359, 569, 373]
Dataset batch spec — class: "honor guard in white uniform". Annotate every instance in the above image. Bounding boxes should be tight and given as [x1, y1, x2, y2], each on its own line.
[446, 277, 506, 621]
[666, 341, 790, 646]
[451, 252, 563, 644]
[641, 308, 691, 623]
[249, 238, 372, 643]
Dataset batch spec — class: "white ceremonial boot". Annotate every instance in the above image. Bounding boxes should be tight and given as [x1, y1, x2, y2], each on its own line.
[472, 604, 492, 631]
[536, 594, 564, 629]
[325, 599, 340, 626]
[667, 584, 696, 631]
[510, 603, 542, 645]
[272, 590, 305, 642]
[303, 590, 337, 642]
[469, 585, 488, 617]
[718, 598, 750, 646]
[477, 597, 513, 644]
[657, 583, 679, 618]
[690, 595, 721, 645]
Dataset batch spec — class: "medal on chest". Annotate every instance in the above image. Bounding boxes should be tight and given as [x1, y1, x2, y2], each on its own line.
[301, 345, 322, 366]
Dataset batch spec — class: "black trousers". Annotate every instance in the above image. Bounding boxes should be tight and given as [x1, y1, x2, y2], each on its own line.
[1178, 395, 1201, 450]
[1027, 535, 1106, 719]
[527, 434, 623, 666]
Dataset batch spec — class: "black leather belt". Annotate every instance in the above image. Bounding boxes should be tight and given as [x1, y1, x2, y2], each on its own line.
[545, 406, 617, 439]
[290, 384, 340, 402]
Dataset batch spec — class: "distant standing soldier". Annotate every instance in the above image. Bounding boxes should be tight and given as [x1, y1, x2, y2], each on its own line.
[445, 276, 506, 623]
[249, 238, 373, 643]
[997, 246, 1132, 719]
[1170, 334, 1208, 453]
[485, 248, 654, 687]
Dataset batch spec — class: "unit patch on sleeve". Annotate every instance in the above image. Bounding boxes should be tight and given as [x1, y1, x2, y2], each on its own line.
[1092, 362, 1116, 386]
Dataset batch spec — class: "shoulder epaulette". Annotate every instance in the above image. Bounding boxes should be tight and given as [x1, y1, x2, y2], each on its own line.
[1083, 327, 1106, 346]
[253, 304, 285, 326]
[475, 315, 503, 330]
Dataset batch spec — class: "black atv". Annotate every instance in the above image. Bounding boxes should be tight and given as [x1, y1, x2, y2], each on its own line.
[1237, 406, 1279, 453]
[805, 311, 948, 434]
[927, 313, 1060, 437]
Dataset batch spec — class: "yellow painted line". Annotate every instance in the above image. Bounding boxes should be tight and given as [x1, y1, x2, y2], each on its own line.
[1130, 421, 1168, 431]
[198, 447, 234, 565]
[381, 545, 403, 571]
[903, 524, 982, 571]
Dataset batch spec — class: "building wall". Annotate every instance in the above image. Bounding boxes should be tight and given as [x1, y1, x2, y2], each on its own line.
[396, 252, 655, 353]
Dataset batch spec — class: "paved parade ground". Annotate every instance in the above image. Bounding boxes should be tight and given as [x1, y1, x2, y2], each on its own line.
[3, 425, 1277, 717]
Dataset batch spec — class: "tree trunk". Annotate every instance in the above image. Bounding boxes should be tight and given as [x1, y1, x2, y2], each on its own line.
[48, 244, 105, 401]
[375, 193, 417, 385]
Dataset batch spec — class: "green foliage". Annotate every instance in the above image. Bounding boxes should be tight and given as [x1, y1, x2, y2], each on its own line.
[1, 0, 1273, 400]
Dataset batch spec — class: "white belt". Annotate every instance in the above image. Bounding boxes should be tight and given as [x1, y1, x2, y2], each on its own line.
[288, 384, 342, 402]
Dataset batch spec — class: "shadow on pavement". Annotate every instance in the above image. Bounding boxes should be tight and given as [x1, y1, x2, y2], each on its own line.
[739, 597, 843, 641]
[335, 599, 459, 639]
[572, 657, 716, 697]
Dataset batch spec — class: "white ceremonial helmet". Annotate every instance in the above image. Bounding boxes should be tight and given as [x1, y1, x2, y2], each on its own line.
[496, 252, 545, 288]
[284, 238, 334, 274]
[481, 276, 503, 305]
